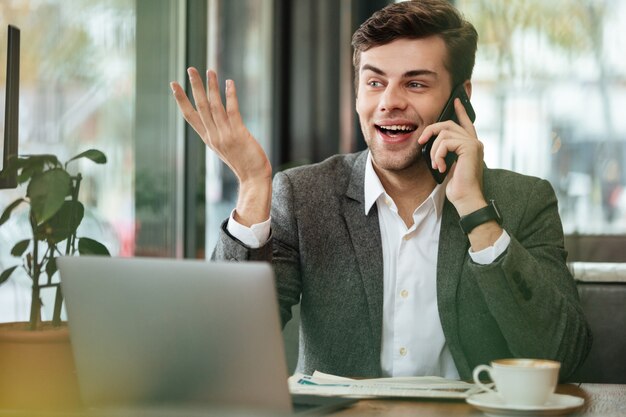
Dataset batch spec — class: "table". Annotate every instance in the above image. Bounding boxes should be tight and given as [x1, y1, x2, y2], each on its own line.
[327, 383, 626, 416]
[0, 384, 623, 416]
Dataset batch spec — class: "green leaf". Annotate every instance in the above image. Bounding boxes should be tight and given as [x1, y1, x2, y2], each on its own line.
[27, 168, 71, 225]
[0, 198, 26, 226]
[11, 239, 30, 256]
[35, 201, 84, 243]
[45, 257, 58, 280]
[78, 237, 110, 256]
[18, 163, 41, 185]
[16, 155, 62, 183]
[0, 155, 22, 179]
[0, 265, 19, 284]
[21, 154, 61, 168]
[67, 149, 107, 165]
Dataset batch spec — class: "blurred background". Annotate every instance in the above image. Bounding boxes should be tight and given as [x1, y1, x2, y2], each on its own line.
[1, 0, 625, 321]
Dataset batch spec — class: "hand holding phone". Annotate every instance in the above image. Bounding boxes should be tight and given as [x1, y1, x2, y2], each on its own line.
[421, 83, 476, 184]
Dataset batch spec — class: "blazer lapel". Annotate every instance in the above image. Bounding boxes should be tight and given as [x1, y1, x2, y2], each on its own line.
[342, 152, 384, 359]
[437, 198, 471, 377]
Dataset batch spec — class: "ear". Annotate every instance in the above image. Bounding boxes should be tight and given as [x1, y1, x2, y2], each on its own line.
[463, 80, 472, 100]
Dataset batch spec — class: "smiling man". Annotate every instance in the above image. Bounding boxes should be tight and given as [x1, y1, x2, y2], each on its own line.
[171, 0, 591, 381]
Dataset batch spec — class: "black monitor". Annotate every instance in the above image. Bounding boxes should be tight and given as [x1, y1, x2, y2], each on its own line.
[0, 24, 20, 189]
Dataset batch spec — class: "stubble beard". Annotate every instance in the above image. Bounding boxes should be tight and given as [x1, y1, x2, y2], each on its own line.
[363, 125, 423, 173]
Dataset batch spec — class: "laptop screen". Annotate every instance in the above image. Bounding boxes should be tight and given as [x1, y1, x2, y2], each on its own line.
[58, 256, 292, 413]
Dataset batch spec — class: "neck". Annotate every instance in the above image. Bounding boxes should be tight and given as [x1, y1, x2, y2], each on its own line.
[373, 161, 437, 227]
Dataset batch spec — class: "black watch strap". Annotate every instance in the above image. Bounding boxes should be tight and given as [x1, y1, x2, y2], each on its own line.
[459, 200, 502, 234]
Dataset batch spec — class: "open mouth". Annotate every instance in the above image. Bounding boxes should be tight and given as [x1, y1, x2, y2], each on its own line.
[375, 124, 417, 138]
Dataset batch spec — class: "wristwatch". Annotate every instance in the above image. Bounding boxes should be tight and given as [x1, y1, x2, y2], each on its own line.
[459, 200, 502, 234]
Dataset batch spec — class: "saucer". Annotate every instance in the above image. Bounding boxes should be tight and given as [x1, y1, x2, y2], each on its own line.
[466, 392, 584, 417]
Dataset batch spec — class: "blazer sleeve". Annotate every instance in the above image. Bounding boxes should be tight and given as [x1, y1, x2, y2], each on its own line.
[468, 178, 592, 380]
[212, 171, 302, 327]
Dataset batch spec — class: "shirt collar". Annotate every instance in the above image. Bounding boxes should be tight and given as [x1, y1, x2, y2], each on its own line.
[363, 151, 447, 217]
[364, 151, 386, 215]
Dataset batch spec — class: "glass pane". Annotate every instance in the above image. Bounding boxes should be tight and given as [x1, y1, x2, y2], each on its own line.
[0, 0, 185, 322]
[457, 0, 626, 234]
[134, 0, 186, 257]
[205, 0, 274, 253]
[0, 0, 136, 322]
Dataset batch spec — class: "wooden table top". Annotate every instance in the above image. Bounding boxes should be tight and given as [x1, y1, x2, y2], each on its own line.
[327, 383, 626, 417]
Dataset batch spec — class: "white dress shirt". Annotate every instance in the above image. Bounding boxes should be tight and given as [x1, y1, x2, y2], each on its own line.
[363, 152, 459, 377]
[227, 151, 511, 378]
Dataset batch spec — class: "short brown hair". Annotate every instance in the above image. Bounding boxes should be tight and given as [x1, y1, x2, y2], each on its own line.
[352, 0, 478, 89]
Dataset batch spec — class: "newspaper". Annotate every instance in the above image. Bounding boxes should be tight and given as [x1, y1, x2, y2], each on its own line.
[288, 371, 483, 399]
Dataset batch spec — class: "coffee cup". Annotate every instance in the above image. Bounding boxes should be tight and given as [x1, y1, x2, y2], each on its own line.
[472, 359, 561, 407]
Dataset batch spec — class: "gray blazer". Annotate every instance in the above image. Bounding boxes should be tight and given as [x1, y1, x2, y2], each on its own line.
[214, 151, 592, 381]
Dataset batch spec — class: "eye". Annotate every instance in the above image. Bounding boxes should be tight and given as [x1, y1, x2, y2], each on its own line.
[367, 80, 383, 88]
[407, 81, 425, 89]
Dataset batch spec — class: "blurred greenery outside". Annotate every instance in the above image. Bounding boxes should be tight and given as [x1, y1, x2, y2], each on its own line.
[457, 0, 626, 233]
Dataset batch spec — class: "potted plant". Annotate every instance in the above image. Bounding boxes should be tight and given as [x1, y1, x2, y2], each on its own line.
[0, 149, 110, 410]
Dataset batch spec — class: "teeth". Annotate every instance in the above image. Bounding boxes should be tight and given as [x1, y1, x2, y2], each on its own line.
[381, 125, 414, 131]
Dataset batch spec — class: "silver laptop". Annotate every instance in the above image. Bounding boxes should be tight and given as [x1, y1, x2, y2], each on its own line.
[59, 256, 294, 412]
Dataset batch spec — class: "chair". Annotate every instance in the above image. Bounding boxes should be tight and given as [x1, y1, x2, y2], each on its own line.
[568, 262, 626, 383]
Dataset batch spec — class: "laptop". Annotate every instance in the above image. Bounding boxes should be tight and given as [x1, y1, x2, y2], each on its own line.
[58, 256, 355, 415]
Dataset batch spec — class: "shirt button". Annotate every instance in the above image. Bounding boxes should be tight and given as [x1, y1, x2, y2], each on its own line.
[403, 235, 410, 241]
[399, 347, 407, 356]
[385, 198, 392, 206]
[400, 289, 409, 298]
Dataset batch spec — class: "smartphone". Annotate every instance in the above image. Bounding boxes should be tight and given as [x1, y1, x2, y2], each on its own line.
[421, 83, 476, 184]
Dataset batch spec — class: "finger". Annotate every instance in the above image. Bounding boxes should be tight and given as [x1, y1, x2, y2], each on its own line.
[207, 70, 229, 133]
[420, 123, 452, 170]
[454, 98, 477, 136]
[418, 120, 457, 145]
[187, 67, 217, 135]
[225, 79, 245, 128]
[170, 81, 207, 139]
[418, 124, 436, 145]
[430, 129, 466, 172]
[433, 136, 458, 173]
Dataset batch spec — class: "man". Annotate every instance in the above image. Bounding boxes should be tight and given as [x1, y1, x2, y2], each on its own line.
[170, 0, 591, 381]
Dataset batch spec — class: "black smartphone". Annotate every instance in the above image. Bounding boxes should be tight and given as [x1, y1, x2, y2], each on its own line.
[421, 83, 476, 184]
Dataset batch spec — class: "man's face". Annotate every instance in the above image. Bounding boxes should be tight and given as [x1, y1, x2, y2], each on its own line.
[356, 37, 453, 174]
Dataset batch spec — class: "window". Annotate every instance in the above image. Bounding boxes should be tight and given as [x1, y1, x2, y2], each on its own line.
[204, 0, 274, 252]
[457, 0, 626, 234]
[0, 0, 186, 321]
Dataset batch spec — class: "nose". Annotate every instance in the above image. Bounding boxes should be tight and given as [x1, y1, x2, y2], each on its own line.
[378, 84, 408, 113]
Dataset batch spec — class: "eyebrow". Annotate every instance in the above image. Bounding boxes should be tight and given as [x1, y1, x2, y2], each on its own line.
[361, 64, 438, 79]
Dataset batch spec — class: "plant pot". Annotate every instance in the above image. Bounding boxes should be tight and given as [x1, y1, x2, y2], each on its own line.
[0, 322, 83, 411]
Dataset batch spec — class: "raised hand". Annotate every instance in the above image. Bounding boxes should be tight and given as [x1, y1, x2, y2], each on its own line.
[170, 68, 271, 225]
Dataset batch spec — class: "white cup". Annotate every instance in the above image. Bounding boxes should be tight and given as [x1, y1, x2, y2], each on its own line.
[472, 359, 561, 407]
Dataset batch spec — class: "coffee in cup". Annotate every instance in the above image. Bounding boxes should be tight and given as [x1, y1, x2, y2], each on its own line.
[472, 359, 561, 406]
